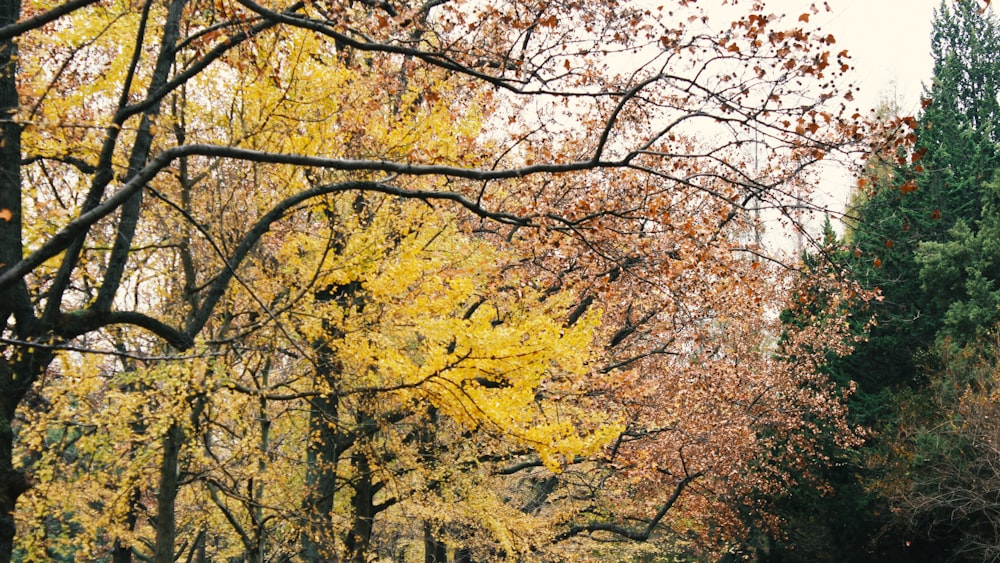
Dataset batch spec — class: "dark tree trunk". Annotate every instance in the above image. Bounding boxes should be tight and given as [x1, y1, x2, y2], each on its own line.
[423, 521, 447, 563]
[301, 342, 341, 562]
[346, 448, 376, 563]
[112, 486, 141, 563]
[153, 422, 184, 563]
[0, 355, 48, 563]
[0, 0, 27, 558]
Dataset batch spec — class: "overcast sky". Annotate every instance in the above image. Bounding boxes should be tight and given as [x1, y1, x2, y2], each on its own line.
[816, 0, 946, 113]
[742, 0, 961, 239]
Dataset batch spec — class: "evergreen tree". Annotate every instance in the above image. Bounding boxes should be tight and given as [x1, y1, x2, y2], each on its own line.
[917, 180, 1000, 345]
[846, 0, 1000, 391]
[768, 4, 1000, 560]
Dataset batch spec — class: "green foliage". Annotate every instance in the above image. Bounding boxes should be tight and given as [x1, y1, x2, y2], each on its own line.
[928, 0, 1000, 138]
[918, 180, 1000, 344]
[842, 0, 1000, 391]
[797, 4, 1000, 561]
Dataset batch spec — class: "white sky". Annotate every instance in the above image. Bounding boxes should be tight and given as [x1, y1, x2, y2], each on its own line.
[816, 0, 945, 113]
[732, 0, 957, 244]
[752, 0, 967, 229]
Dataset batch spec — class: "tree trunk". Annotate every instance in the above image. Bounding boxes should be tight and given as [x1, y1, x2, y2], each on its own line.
[153, 422, 184, 563]
[0, 0, 26, 557]
[423, 521, 447, 563]
[0, 455, 30, 563]
[112, 486, 141, 563]
[301, 342, 341, 562]
[0, 356, 48, 563]
[346, 448, 375, 563]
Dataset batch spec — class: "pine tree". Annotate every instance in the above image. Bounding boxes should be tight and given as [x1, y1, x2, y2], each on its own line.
[846, 0, 1000, 391]
[771, 4, 1000, 560]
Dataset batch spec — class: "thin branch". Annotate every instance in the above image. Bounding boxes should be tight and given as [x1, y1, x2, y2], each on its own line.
[0, 0, 101, 41]
[0, 338, 220, 361]
[554, 471, 703, 542]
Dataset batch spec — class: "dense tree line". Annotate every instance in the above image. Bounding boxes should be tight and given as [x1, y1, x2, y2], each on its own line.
[769, 2, 1000, 561]
[10, 0, 1000, 561]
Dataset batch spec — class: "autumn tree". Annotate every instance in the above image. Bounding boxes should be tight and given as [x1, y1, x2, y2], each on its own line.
[0, 0, 868, 560]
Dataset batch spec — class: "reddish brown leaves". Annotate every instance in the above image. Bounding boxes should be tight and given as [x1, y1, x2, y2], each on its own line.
[538, 14, 559, 28]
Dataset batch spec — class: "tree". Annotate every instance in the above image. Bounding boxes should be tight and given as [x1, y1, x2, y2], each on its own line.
[800, 3, 1000, 560]
[917, 179, 1000, 344]
[878, 174, 1000, 562]
[883, 336, 1000, 562]
[0, 0, 864, 560]
[844, 0, 1000, 391]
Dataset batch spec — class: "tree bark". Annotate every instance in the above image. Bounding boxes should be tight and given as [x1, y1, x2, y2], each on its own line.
[153, 421, 184, 563]
[111, 486, 141, 563]
[423, 521, 447, 563]
[346, 447, 375, 563]
[301, 342, 341, 562]
[0, 0, 27, 557]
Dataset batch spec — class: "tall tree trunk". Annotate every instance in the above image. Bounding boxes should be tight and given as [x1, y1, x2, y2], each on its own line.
[0, 0, 27, 558]
[345, 440, 375, 563]
[423, 521, 447, 563]
[301, 342, 341, 562]
[0, 357, 47, 563]
[0, 0, 21, 329]
[0, 358, 50, 563]
[419, 407, 447, 563]
[0, 418, 30, 563]
[112, 486, 141, 563]
[250, 366, 271, 563]
[153, 421, 184, 563]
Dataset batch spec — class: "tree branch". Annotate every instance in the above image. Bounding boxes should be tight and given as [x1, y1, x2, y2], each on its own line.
[0, 0, 101, 41]
[0, 144, 613, 293]
[554, 471, 702, 542]
[54, 310, 194, 350]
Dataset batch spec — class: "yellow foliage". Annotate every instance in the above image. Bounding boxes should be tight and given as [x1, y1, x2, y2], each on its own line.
[284, 195, 618, 468]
